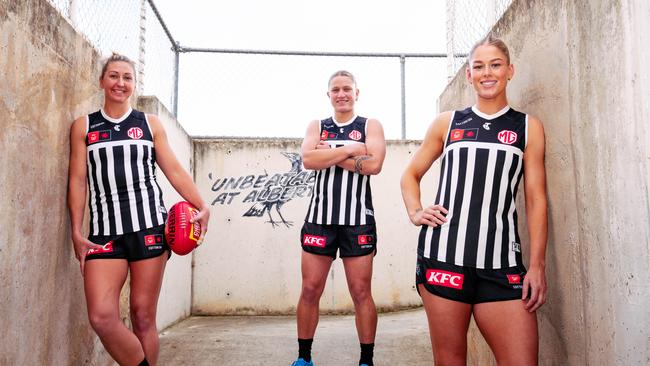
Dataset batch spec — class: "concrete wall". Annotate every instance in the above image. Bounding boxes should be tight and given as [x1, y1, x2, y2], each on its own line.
[0, 1, 193, 364]
[192, 138, 437, 314]
[439, 0, 650, 364]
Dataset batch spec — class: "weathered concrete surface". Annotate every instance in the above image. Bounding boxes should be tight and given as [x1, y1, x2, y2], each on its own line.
[191, 139, 437, 314]
[159, 308, 433, 366]
[0, 1, 107, 365]
[440, 0, 650, 364]
[0, 1, 195, 364]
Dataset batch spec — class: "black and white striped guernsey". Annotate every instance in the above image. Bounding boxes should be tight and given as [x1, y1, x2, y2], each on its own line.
[86, 108, 166, 236]
[305, 116, 375, 226]
[419, 105, 528, 269]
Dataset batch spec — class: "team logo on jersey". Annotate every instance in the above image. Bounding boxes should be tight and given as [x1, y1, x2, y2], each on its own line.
[127, 127, 144, 140]
[450, 128, 478, 142]
[348, 130, 362, 141]
[498, 130, 518, 145]
[87, 241, 114, 255]
[357, 235, 374, 246]
[87, 130, 112, 144]
[303, 234, 326, 247]
[482, 122, 491, 130]
[506, 274, 522, 284]
[426, 269, 464, 290]
[144, 234, 164, 246]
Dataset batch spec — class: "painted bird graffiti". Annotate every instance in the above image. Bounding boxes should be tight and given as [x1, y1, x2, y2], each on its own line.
[242, 152, 304, 228]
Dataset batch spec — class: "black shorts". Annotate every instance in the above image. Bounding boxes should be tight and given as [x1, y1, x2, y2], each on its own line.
[416, 255, 527, 304]
[300, 221, 377, 259]
[86, 225, 170, 262]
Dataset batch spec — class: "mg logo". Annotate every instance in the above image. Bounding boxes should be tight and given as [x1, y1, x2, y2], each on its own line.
[128, 127, 144, 140]
[497, 130, 517, 145]
[426, 269, 464, 289]
[303, 234, 326, 247]
[348, 130, 362, 141]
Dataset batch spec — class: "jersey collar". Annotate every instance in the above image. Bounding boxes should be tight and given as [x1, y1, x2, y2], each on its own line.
[101, 107, 133, 124]
[471, 105, 510, 120]
[332, 115, 357, 127]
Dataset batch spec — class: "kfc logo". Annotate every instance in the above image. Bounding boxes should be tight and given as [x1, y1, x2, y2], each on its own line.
[303, 234, 326, 247]
[507, 274, 522, 284]
[497, 130, 517, 145]
[426, 269, 464, 290]
[358, 235, 374, 245]
[348, 130, 362, 141]
[127, 127, 144, 140]
[88, 241, 114, 255]
[144, 234, 163, 246]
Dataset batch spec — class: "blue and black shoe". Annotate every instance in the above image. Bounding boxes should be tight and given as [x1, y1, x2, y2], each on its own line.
[291, 358, 314, 366]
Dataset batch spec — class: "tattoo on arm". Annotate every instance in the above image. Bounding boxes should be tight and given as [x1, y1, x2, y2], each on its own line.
[353, 156, 371, 174]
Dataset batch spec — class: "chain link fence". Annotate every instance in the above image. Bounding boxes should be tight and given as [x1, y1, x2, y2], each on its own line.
[45, 0, 514, 138]
[446, 0, 514, 78]
[46, 0, 177, 113]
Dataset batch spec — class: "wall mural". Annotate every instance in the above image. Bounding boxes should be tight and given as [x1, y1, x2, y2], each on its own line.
[208, 152, 316, 228]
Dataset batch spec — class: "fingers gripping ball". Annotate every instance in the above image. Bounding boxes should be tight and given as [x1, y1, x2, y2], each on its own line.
[165, 201, 202, 255]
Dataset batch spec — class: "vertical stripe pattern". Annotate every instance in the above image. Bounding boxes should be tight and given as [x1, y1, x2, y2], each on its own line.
[418, 106, 527, 269]
[305, 116, 375, 226]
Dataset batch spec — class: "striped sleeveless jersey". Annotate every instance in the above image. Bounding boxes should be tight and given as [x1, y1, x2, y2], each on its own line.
[305, 116, 375, 225]
[419, 105, 528, 269]
[86, 108, 166, 235]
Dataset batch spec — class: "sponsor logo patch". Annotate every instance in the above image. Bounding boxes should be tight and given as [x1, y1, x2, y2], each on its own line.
[426, 269, 464, 290]
[497, 130, 518, 145]
[507, 274, 522, 284]
[357, 235, 374, 245]
[303, 234, 326, 247]
[450, 128, 478, 142]
[348, 130, 362, 141]
[87, 241, 114, 255]
[88, 130, 112, 144]
[127, 127, 144, 140]
[320, 130, 329, 140]
[144, 234, 164, 246]
[90, 122, 105, 129]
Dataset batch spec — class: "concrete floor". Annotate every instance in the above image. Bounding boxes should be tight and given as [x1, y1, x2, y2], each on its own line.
[159, 308, 434, 366]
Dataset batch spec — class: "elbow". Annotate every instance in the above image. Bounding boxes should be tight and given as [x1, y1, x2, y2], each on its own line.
[365, 164, 383, 175]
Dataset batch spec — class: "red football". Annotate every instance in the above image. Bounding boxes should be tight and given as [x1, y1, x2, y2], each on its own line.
[165, 201, 202, 255]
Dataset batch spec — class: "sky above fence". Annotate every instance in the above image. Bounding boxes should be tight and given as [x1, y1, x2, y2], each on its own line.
[155, 0, 450, 139]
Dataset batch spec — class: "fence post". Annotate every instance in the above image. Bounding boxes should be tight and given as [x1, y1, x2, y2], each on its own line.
[173, 42, 180, 117]
[137, 0, 147, 96]
[400, 54, 406, 140]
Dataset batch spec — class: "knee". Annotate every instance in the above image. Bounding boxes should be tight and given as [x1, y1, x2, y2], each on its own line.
[348, 283, 372, 305]
[300, 282, 324, 304]
[130, 304, 157, 334]
[88, 309, 119, 336]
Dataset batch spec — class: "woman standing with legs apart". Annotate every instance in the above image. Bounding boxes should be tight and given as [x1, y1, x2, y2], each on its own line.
[401, 35, 548, 366]
[68, 53, 210, 366]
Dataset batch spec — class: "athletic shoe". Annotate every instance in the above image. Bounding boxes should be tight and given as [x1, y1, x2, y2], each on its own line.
[360, 364, 369, 366]
[291, 358, 313, 366]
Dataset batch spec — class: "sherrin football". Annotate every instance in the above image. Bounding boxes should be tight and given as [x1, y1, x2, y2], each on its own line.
[165, 201, 201, 255]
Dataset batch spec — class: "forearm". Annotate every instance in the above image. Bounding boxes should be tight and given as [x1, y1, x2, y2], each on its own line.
[302, 146, 354, 170]
[67, 177, 87, 236]
[400, 173, 424, 219]
[337, 155, 382, 175]
[165, 169, 207, 210]
[526, 197, 548, 267]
